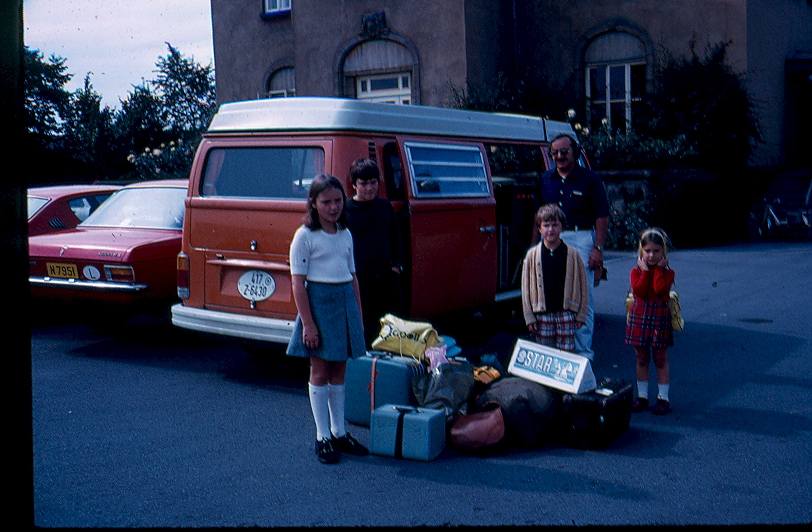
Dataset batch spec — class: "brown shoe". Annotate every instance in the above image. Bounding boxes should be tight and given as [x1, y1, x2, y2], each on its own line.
[631, 398, 649, 413]
[652, 399, 671, 415]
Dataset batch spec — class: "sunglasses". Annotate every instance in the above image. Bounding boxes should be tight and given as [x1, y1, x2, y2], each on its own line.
[550, 148, 572, 156]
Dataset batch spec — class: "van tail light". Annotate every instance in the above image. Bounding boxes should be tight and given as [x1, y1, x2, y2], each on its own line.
[176, 252, 190, 299]
[104, 265, 135, 282]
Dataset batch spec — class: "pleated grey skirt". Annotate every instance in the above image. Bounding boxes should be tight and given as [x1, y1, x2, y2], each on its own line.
[286, 281, 366, 361]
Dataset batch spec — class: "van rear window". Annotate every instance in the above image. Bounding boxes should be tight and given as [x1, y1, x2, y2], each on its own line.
[200, 147, 325, 199]
[405, 142, 489, 198]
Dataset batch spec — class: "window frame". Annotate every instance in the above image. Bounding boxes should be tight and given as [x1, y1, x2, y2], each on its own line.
[261, 0, 291, 19]
[585, 61, 646, 133]
[404, 142, 490, 199]
[199, 145, 326, 200]
[356, 72, 412, 105]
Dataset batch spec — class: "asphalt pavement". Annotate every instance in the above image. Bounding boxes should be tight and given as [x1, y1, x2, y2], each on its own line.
[27, 241, 812, 527]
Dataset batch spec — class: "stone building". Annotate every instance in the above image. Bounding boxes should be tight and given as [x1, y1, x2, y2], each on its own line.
[210, 0, 811, 168]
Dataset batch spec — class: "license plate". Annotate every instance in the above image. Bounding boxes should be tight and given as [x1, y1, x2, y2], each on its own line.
[46, 262, 79, 279]
[237, 270, 276, 302]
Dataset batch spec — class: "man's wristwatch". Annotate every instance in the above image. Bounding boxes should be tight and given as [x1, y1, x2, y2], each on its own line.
[594, 245, 604, 252]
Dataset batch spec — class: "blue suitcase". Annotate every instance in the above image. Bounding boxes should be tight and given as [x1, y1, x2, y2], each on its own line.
[345, 353, 427, 427]
[370, 404, 445, 461]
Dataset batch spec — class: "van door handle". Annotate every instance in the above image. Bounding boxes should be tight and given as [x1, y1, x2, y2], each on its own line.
[479, 225, 495, 234]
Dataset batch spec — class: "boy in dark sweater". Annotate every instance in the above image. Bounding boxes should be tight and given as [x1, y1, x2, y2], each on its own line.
[344, 159, 404, 347]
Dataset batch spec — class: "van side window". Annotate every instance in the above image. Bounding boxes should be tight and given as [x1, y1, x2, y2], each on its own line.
[201, 147, 325, 199]
[404, 142, 489, 198]
[485, 143, 544, 186]
[382, 142, 405, 201]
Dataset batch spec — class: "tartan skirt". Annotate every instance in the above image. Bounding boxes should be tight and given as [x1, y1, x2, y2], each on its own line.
[531, 310, 576, 352]
[286, 281, 366, 362]
[625, 297, 674, 348]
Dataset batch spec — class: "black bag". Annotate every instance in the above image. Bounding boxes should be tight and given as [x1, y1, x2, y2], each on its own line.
[556, 377, 633, 449]
[477, 376, 560, 448]
[412, 360, 475, 424]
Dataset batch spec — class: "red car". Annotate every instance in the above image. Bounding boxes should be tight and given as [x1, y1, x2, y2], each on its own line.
[27, 184, 122, 236]
[28, 179, 189, 328]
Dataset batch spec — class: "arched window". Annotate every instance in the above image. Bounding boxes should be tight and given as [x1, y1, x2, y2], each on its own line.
[585, 32, 646, 133]
[343, 40, 413, 104]
[266, 67, 295, 98]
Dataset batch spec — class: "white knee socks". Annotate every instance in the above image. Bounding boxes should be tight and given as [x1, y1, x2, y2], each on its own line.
[328, 383, 346, 438]
[308, 383, 347, 441]
[308, 383, 330, 441]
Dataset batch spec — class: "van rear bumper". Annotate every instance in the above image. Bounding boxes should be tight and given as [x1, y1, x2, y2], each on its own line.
[171, 304, 294, 345]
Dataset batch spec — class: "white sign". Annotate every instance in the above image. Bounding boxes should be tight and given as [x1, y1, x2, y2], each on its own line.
[237, 270, 276, 302]
[508, 338, 597, 394]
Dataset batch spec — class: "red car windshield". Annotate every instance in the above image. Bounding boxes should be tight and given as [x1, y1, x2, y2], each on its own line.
[80, 187, 186, 230]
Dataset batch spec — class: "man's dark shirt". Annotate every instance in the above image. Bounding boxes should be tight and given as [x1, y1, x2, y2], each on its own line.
[540, 166, 610, 229]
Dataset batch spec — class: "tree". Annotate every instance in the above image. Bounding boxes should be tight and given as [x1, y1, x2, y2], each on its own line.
[126, 43, 216, 179]
[23, 48, 71, 149]
[60, 74, 118, 180]
[23, 43, 217, 183]
[153, 43, 216, 138]
[640, 41, 761, 170]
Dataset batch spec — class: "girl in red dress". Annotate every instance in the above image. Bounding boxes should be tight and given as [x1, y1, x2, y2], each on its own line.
[625, 228, 675, 415]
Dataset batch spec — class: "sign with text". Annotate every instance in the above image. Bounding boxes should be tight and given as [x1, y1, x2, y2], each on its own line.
[508, 339, 597, 394]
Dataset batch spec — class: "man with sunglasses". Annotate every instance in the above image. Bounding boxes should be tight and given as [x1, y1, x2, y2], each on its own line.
[534, 133, 610, 360]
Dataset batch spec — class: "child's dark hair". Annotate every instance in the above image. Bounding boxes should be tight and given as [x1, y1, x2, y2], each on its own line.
[535, 203, 567, 227]
[304, 174, 347, 230]
[638, 227, 671, 257]
[349, 158, 380, 185]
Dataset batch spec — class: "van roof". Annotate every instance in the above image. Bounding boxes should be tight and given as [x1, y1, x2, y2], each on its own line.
[207, 97, 575, 142]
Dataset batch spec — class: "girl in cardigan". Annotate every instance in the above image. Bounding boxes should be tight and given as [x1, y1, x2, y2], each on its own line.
[625, 228, 676, 415]
[286, 174, 369, 463]
[521, 204, 589, 352]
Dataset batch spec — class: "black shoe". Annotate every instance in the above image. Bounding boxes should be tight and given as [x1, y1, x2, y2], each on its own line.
[315, 438, 340, 464]
[652, 399, 671, 415]
[631, 397, 649, 413]
[332, 432, 369, 456]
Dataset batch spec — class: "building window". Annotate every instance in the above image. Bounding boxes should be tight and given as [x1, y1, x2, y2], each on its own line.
[585, 32, 647, 133]
[266, 67, 295, 98]
[262, 0, 291, 16]
[357, 73, 411, 105]
[343, 38, 415, 104]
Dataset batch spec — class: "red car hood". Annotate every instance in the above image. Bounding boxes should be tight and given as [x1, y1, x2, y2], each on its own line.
[28, 227, 182, 261]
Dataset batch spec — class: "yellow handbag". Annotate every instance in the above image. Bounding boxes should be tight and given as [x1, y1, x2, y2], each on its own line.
[371, 313, 444, 361]
[625, 287, 684, 331]
[668, 290, 685, 331]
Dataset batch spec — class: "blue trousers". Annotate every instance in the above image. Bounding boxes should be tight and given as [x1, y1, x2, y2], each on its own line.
[561, 228, 596, 360]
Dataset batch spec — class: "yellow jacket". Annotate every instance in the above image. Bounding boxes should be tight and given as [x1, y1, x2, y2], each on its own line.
[521, 242, 589, 326]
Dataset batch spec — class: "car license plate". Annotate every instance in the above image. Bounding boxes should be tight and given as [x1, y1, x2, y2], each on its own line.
[46, 262, 79, 279]
[237, 270, 276, 301]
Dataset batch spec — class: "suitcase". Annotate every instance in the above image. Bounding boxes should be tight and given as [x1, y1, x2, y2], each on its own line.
[369, 404, 445, 461]
[557, 377, 633, 449]
[345, 352, 427, 427]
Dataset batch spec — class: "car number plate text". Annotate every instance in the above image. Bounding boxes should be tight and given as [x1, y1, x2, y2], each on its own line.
[237, 270, 276, 302]
[46, 262, 79, 279]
